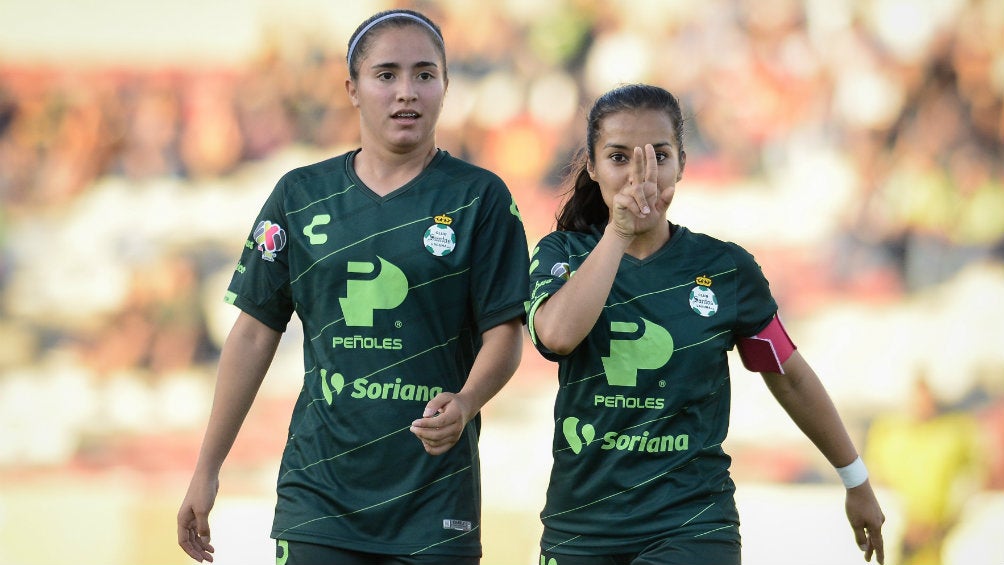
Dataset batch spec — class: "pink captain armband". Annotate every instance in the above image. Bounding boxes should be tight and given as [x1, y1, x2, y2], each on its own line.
[736, 314, 796, 374]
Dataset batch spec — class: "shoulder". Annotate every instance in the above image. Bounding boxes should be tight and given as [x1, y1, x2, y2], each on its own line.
[276, 151, 353, 188]
[536, 226, 602, 252]
[678, 225, 738, 250]
[431, 151, 508, 188]
[677, 226, 759, 267]
[542, 226, 600, 243]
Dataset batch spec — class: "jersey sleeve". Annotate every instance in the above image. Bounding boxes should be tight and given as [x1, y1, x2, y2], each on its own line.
[225, 176, 296, 332]
[726, 242, 779, 339]
[526, 231, 573, 361]
[469, 178, 530, 334]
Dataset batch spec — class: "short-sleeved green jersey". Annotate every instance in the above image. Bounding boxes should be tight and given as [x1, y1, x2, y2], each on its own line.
[226, 149, 529, 557]
[527, 224, 777, 554]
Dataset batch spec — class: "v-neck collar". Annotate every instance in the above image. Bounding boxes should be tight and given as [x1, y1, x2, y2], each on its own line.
[617, 222, 681, 266]
[345, 149, 444, 202]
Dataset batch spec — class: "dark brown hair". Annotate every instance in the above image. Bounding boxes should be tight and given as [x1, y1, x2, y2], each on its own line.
[346, 10, 446, 81]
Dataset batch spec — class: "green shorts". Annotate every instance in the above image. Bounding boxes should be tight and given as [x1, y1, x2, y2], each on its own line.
[276, 539, 479, 565]
[539, 535, 741, 565]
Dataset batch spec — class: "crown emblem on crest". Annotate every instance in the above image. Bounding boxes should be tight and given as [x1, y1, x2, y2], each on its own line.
[434, 214, 453, 225]
[696, 275, 712, 287]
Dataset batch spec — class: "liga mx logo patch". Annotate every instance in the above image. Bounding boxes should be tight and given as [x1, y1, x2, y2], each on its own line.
[254, 220, 287, 262]
[550, 262, 571, 280]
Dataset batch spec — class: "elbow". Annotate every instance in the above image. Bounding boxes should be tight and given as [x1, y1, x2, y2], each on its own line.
[762, 371, 797, 401]
[529, 298, 585, 356]
[761, 353, 813, 401]
[535, 327, 579, 356]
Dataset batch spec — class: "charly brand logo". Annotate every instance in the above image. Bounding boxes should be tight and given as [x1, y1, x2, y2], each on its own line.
[303, 214, 331, 245]
[561, 415, 690, 456]
[338, 256, 408, 327]
[254, 220, 287, 262]
[601, 319, 673, 387]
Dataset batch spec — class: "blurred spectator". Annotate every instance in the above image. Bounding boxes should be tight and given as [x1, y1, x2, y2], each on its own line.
[865, 375, 985, 565]
[0, 0, 1001, 478]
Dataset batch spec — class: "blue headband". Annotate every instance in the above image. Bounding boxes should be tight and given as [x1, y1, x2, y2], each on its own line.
[347, 12, 442, 68]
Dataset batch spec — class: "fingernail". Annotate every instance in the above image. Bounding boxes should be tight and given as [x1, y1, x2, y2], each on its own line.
[642, 206, 650, 214]
[859, 544, 867, 551]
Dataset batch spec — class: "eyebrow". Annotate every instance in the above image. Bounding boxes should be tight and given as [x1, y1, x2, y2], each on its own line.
[370, 61, 440, 71]
[602, 141, 673, 150]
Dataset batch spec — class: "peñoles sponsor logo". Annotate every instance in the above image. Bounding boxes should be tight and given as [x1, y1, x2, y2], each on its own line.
[332, 335, 403, 350]
[594, 394, 665, 409]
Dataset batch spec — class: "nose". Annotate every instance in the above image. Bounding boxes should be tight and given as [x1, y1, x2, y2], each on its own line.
[397, 77, 418, 102]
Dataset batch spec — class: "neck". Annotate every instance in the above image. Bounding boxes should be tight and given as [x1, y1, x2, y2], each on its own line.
[625, 220, 672, 259]
[354, 143, 438, 196]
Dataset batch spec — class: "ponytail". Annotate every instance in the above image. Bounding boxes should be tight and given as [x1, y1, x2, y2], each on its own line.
[555, 149, 608, 232]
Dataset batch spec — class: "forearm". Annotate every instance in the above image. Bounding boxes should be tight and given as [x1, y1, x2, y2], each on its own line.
[456, 318, 523, 416]
[193, 312, 282, 477]
[534, 224, 631, 354]
[761, 351, 859, 468]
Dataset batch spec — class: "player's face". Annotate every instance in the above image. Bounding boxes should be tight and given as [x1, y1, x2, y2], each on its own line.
[346, 25, 447, 155]
[588, 109, 684, 209]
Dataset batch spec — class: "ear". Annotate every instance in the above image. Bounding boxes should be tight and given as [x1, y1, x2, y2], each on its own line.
[676, 150, 687, 182]
[586, 160, 597, 181]
[345, 78, 360, 108]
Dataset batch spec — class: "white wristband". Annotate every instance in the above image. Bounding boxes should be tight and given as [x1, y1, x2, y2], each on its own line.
[836, 456, 869, 489]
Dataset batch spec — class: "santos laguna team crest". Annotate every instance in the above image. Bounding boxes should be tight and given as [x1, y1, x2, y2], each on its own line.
[689, 275, 718, 317]
[424, 213, 456, 256]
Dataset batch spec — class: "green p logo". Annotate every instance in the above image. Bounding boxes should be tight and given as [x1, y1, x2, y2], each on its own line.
[601, 318, 673, 387]
[339, 257, 408, 327]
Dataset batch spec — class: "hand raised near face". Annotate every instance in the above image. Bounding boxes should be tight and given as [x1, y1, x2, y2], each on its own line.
[610, 144, 673, 239]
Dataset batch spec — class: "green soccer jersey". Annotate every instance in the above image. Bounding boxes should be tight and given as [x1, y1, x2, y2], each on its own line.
[527, 224, 777, 554]
[226, 149, 529, 556]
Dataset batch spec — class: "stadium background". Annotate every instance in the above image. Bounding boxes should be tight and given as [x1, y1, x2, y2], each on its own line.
[1, 0, 1002, 563]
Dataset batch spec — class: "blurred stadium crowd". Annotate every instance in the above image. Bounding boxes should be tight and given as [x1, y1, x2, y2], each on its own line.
[1, 0, 1003, 562]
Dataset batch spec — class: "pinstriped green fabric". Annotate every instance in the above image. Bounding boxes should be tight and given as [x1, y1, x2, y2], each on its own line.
[528, 224, 777, 555]
[228, 149, 529, 556]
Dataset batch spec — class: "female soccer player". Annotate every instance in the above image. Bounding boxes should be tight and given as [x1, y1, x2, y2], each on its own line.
[527, 83, 885, 565]
[177, 9, 529, 565]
